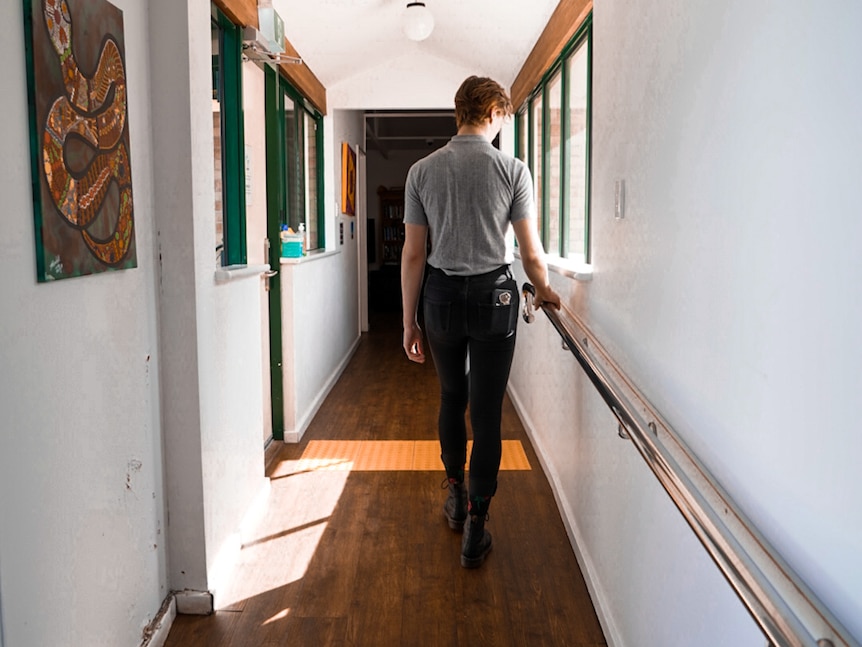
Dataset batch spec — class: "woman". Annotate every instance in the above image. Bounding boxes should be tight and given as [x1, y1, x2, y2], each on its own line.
[401, 76, 561, 568]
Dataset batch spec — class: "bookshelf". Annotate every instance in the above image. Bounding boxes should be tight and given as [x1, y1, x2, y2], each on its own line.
[378, 186, 405, 266]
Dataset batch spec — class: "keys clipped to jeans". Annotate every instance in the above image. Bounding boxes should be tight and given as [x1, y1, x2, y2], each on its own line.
[494, 288, 512, 307]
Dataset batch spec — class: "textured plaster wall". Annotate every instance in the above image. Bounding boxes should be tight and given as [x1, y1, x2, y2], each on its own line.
[509, 0, 862, 645]
[0, 0, 167, 645]
[148, 0, 270, 601]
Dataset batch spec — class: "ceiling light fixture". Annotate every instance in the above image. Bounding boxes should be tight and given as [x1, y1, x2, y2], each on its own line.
[402, 2, 434, 42]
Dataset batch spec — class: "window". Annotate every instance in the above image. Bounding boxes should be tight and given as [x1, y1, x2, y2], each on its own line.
[531, 94, 544, 239]
[566, 38, 590, 263]
[211, 5, 247, 266]
[515, 111, 527, 165]
[546, 69, 563, 256]
[266, 69, 324, 252]
[303, 111, 321, 250]
[516, 15, 592, 264]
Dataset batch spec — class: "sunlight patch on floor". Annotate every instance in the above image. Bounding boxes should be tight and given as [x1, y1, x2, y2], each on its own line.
[214, 469, 350, 611]
[293, 440, 531, 472]
[263, 608, 291, 625]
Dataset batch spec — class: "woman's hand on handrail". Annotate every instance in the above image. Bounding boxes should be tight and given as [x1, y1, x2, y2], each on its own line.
[533, 283, 561, 310]
[512, 219, 562, 311]
[522, 282, 561, 324]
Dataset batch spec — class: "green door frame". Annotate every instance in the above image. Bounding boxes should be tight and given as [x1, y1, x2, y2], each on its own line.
[263, 69, 325, 440]
[213, 5, 247, 266]
[264, 65, 285, 440]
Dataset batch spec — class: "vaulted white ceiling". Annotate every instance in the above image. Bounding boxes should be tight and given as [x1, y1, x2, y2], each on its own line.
[271, 0, 559, 110]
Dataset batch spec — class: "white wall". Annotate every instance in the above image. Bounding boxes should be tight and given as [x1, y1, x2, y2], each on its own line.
[0, 1, 167, 645]
[509, 0, 862, 645]
[278, 111, 364, 442]
[328, 52, 482, 110]
[149, 0, 269, 603]
[242, 62, 274, 445]
[279, 254, 360, 441]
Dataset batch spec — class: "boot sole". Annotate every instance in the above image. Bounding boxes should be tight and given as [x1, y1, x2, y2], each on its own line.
[445, 513, 466, 532]
[460, 540, 492, 568]
[443, 500, 466, 531]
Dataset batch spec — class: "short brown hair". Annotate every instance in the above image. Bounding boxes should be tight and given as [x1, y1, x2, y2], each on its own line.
[454, 76, 514, 128]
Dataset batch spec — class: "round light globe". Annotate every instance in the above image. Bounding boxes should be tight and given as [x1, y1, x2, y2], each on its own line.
[402, 2, 434, 41]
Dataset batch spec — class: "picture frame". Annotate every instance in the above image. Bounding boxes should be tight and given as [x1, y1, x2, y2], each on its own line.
[22, 0, 137, 281]
[341, 142, 356, 216]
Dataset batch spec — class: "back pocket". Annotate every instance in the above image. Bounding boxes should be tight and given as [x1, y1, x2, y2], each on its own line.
[424, 296, 452, 335]
[476, 286, 518, 339]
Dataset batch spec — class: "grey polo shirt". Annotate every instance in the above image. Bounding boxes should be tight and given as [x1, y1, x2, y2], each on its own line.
[404, 135, 535, 276]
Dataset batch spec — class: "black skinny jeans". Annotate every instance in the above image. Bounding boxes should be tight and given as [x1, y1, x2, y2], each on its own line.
[423, 265, 520, 500]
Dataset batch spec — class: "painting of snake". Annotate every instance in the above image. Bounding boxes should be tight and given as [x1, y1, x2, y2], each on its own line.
[23, 0, 137, 281]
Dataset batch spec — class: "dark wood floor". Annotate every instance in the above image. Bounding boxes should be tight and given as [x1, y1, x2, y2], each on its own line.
[165, 308, 607, 647]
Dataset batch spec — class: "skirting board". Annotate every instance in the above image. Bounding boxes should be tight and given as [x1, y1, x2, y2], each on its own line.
[174, 589, 213, 615]
[283, 335, 361, 443]
[141, 595, 177, 647]
[506, 383, 623, 647]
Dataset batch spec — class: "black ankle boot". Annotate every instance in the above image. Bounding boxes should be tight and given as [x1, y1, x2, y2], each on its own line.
[442, 479, 467, 531]
[461, 498, 492, 568]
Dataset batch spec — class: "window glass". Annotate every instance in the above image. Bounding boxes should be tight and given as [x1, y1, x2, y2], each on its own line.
[546, 70, 563, 256]
[515, 111, 527, 164]
[566, 39, 589, 262]
[279, 89, 323, 251]
[304, 111, 319, 250]
[211, 19, 225, 264]
[267, 72, 324, 255]
[283, 93, 301, 232]
[531, 95, 543, 238]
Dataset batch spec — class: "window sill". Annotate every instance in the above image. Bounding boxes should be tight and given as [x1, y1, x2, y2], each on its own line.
[214, 264, 271, 283]
[548, 256, 593, 281]
[514, 252, 593, 282]
[279, 249, 339, 266]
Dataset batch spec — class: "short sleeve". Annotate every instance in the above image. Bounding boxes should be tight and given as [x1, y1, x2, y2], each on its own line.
[509, 160, 535, 223]
[403, 164, 428, 226]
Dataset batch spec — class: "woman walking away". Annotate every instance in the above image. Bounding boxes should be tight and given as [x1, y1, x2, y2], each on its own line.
[400, 75, 561, 568]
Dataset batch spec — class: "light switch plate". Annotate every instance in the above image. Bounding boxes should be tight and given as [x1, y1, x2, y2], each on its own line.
[614, 179, 625, 220]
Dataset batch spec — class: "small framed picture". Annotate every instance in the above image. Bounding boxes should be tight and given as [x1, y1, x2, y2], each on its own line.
[341, 142, 356, 216]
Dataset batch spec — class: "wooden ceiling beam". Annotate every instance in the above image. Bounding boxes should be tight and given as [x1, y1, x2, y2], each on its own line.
[212, 0, 258, 30]
[278, 37, 327, 115]
[511, 0, 592, 109]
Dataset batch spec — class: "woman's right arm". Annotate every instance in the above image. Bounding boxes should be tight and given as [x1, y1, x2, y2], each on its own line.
[512, 218, 561, 310]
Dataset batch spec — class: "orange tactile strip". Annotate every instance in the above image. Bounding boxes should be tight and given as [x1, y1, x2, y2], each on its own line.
[295, 440, 531, 472]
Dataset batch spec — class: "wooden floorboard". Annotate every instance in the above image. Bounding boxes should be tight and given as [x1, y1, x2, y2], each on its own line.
[165, 309, 607, 647]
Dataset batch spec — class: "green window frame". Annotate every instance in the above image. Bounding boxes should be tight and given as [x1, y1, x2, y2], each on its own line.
[264, 68, 325, 252]
[211, 4, 247, 266]
[516, 13, 593, 264]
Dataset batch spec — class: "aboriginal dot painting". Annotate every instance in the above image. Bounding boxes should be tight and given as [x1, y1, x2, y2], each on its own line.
[23, 0, 137, 282]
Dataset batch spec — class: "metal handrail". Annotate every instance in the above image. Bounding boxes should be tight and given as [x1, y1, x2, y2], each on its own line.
[521, 283, 859, 647]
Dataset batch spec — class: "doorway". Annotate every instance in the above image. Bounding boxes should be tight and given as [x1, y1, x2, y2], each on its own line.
[363, 110, 456, 322]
